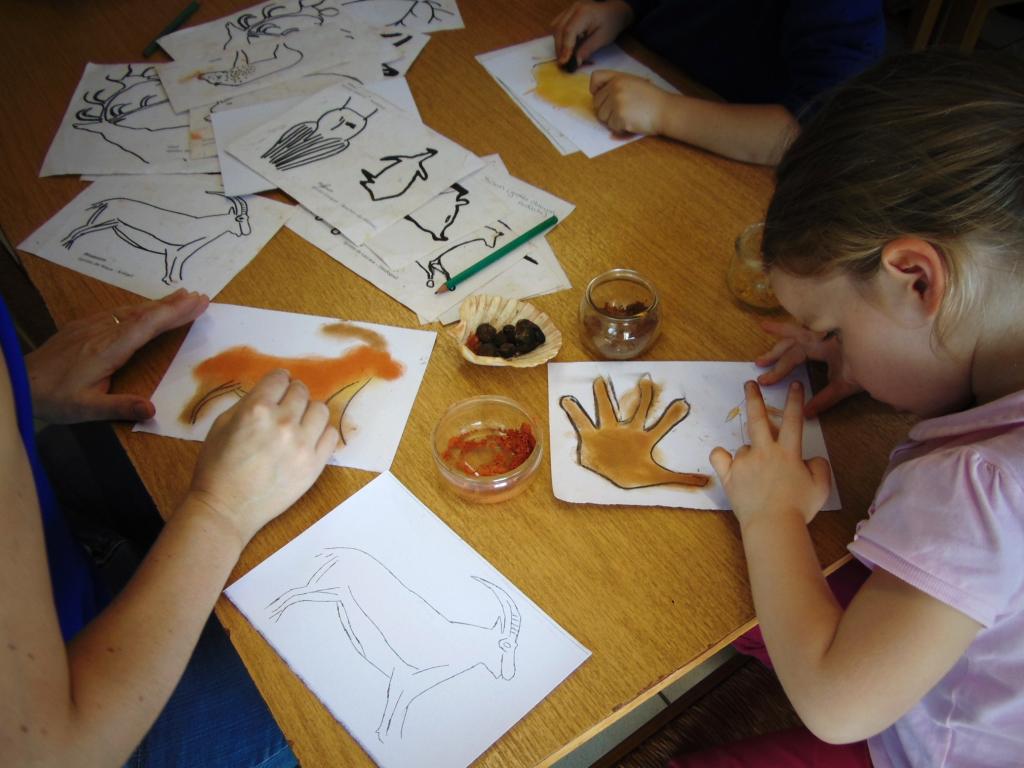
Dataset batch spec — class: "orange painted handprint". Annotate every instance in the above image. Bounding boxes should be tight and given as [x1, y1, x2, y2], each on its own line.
[559, 375, 711, 490]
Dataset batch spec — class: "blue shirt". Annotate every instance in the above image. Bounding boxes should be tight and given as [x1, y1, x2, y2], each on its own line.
[625, 0, 886, 116]
[1, 298, 99, 639]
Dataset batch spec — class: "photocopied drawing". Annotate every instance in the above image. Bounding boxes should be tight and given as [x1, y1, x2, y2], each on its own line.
[365, 159, 508, 266]
[340, 0, 464, 32]
[229, 80, 483, 245]
[19, 176, 292, 299]
[547, 361, 841, 510]
[135, 303, 435, 472]
[225, 471, 590, 768]
[158, 22, 394, 112]
[479, 37, 680, 158]
[40, 63, 218, 176]
[267, 548, 521, 741]
[285, 155, 574, 323]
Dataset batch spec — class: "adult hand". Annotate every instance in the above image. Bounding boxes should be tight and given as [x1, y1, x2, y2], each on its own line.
[590, 70, 672, 135]
[560, 374, 710, 489]
[186, 370, 339, 546]
[25, 289, 208, 424]
[550, 0, 634, 67]
[710, 381, 831, 532]
[755, 319, 862, 417]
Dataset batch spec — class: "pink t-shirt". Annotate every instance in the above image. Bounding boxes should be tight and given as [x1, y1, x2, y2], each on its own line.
[848, 389, 1024, 768]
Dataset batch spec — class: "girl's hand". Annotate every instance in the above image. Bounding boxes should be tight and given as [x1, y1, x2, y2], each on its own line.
[185, 370, 339, 546]
[710, 381, 832, 532]
[755, 319, 862, 417]
[25, 289, 209, 424]
[550, 0, 634, 67]
[590, 71, 671, 135]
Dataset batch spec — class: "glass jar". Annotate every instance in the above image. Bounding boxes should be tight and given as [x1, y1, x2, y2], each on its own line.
[579, 268, 661, 360]
[727, 222, 780, 312]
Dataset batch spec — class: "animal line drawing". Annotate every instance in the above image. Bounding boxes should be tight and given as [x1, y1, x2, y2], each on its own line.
[261, 97, 378, 170]
[415, 220, 507, 289]
[559, 374, 711, 490]
[342, 0, 454, 28]
[60, 192, 250, 285]
[360, 148, 437, 201]
[221, 0, 342, 50]
[72, 65, 188, 164]
[198, 42, 304, 87]
[266, 546, 521, 741]
[404, 183, 469, 241]
[179, 323, 403, 443]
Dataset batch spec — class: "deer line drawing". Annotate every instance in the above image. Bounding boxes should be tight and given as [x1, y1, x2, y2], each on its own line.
[179, 341, 403, 444]
[221, 0, 341, 50]
[60, 192, 250, 285]
[267, 547, 522, 741]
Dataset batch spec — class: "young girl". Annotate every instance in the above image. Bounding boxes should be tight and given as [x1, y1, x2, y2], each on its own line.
[687, 50, 1024, 766]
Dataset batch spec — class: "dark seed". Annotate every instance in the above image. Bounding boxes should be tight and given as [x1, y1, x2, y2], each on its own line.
[477, 342, 499, 357]
[476, 323, 497, 343]
[498, 342, 516, 358]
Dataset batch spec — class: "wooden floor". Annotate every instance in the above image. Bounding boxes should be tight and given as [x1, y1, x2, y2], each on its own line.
[605, 656, 802, 767]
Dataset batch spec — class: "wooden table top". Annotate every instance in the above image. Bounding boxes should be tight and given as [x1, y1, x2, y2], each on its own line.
[0, 1, 915, 765]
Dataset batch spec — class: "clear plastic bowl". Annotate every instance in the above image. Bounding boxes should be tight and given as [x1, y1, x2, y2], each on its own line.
[432, 396, 543, 503]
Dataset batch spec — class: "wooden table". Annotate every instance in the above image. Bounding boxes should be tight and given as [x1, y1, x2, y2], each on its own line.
[0, 1, 914, 765]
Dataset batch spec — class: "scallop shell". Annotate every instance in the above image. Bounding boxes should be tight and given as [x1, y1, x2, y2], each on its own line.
[450, 295, 562, 368]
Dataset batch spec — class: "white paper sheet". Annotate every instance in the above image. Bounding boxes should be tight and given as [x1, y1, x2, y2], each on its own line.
[287, 162, 573, 323]
[229, 81, 482, 245]
[225, 471, 589, 768]
[548, 362, 841, 510]
[18, 176, 292, 299]
[480, 38, 680, 158]
[158, 22, 392, 112]
[40, 63, 218, 177]
[213, 78, 420, 195]
[339, 0, 464, 32]
[134, 303, 435, 472]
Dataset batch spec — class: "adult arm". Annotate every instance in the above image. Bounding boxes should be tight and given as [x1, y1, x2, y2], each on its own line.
[711, 381, 981, 743]
[1, 358, 338, 767]
[590, 71, 799, 165]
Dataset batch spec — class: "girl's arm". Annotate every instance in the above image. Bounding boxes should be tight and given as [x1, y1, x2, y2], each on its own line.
[1, 357, 337, 768]
[589, 71, 799, 166]
[712, 381, 981, 744]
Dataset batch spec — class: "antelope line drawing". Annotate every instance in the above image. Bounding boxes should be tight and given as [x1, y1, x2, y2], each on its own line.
[267, 547, 522, 741]
[60, 192, 250, 285]
[179, 337, 403, 444]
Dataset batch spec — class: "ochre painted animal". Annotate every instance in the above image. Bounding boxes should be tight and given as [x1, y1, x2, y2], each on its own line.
[180, 343, 403, 442]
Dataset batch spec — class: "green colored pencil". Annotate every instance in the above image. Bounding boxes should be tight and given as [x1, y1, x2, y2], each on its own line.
[435, 215, 559, 294]
[143, 1, 200, 58]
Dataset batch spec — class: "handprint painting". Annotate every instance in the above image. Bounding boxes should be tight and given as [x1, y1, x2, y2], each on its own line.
[547, 361, 841, 510]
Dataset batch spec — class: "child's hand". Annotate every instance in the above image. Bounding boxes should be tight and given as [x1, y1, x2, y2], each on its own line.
[25, 289, 209, 424]
[550, 1, 634, 68]
[756, 319, 862, 417]
[185, 370, 339, 547]
[590, 71, 671, 135]
[711, 381, 832, 532]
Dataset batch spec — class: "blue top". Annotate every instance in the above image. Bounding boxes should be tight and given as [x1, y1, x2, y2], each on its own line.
[625, 0, 886, 116]
[0, 298, 100, 640]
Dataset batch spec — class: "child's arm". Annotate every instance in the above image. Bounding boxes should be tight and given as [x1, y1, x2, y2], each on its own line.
[550, 1, 635, 67]
[590, 71, 799, 165]
[711, 381, 982, 743]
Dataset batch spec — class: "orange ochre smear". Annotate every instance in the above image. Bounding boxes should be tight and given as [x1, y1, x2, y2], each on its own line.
[321, 322, 387, 350]
[443, 423, 536, 477]
[531, 60, 595, 118]
[180, 344, 404, 426]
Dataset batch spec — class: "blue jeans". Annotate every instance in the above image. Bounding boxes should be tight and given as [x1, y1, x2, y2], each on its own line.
[124, 616, 297, 768]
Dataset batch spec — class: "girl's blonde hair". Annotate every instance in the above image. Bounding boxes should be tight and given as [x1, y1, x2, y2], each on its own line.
[763, 50, 1024, 338]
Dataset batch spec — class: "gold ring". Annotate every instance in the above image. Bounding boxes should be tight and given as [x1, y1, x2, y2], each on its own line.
[112, 314, 121, 325]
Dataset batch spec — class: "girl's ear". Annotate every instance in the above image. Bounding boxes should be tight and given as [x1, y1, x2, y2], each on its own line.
[878, 237, 947, 324]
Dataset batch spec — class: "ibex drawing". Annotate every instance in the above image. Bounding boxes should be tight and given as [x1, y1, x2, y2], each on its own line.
[267, 547, 521, 741]
[180, 328, 403, 444]
[60, 192, 250, 285]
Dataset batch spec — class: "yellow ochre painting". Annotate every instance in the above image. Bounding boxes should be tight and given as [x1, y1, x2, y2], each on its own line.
[530, 60, 595, 119]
